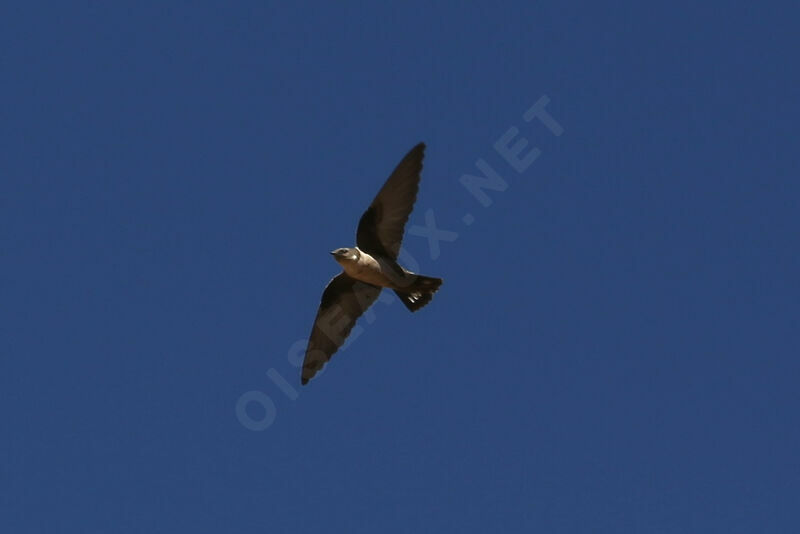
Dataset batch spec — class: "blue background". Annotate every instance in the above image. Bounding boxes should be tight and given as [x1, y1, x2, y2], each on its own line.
[2, 2, 798, 532]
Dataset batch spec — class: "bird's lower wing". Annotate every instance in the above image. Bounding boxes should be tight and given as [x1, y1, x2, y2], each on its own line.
[301, 273, 382, 384]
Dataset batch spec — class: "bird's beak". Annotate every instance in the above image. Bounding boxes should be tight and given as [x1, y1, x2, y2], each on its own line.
[330, 250, 338, 256]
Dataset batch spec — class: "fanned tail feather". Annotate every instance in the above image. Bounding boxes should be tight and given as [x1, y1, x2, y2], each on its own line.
[394, 275, 442, 312]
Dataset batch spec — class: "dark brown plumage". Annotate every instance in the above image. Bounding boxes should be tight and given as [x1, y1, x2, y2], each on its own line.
[301, 274, 380, 385]
[356, 142, 424, 259]
[301, 143, 441, 385]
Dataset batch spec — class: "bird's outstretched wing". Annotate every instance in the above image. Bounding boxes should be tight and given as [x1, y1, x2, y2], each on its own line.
[301, 273, 382, 385]
[356, 142, 425, 259]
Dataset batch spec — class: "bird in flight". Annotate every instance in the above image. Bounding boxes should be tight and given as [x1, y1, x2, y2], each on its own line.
[301, 142, 442, 385]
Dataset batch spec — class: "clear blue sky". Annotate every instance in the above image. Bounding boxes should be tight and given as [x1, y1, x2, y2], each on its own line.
[2, 2, 798, 532]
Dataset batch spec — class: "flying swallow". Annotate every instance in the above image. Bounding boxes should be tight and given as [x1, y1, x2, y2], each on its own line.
[301, 142, 442, 385]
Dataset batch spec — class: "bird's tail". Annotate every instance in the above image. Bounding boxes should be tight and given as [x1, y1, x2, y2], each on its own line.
[394, 275, 443, 312]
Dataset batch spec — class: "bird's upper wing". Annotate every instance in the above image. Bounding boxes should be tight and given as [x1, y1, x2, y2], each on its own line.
[301, 273, 382, 385]
[356, 142, 425, 259]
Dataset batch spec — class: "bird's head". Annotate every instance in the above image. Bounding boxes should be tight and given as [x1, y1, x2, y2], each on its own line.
[330, 247, 359, 264]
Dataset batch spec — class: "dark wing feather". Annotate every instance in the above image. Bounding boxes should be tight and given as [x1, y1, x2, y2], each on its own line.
[301, 273, 382, 385]
[356, 143, 425, 259]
